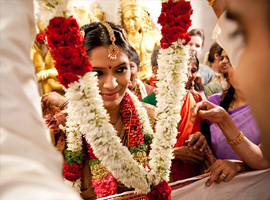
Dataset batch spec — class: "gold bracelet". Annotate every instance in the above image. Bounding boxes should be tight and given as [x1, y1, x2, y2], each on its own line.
[59, 99, 69, 110]
[208, 0, 216, 6]
[226, 131, 245, 146]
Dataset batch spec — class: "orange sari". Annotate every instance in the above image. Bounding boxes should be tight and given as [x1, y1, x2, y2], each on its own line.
[171, 89, 203, 181]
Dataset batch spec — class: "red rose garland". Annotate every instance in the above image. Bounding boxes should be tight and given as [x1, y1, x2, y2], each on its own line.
[120, 93, 144, 148]
[158, 0, 193, 49]
[45, 16, 92, 88]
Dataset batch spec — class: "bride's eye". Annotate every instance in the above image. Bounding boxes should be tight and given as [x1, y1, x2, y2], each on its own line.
[93, 70, 103, 76]
[116, 66, 128, 73]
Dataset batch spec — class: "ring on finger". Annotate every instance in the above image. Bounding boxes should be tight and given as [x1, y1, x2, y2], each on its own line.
[221, 174, 227, 179]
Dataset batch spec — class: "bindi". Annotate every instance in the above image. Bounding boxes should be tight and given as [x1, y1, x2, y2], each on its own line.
[108, 66, 112, 69]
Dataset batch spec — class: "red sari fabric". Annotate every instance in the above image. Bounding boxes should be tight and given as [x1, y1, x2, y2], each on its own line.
[171, 89, 203, 181]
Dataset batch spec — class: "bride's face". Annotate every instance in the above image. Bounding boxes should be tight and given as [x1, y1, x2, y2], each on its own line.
[89, 46, 131, 109]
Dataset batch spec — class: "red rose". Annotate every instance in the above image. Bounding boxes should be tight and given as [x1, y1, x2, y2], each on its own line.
[36, 32, 45, 44]
[54, 59, 73, 73]
[68, 16, 80, 29]
[146, 181, 171, 200]
[47, 17, 69, 34]
[165, 13, 177, 27]
[161, 2, 167, 13]
[166, 0, 174, 13]
[57, 72, 79, 88]
[53, 46, 81, 60]
[173, 1, 192, 16]
[71, 55, 92, 76]
[46, 31, 65, 48]
[92, 174, 117, 198]
[175, 14, 192, 31]
[162, 26, 185, 44]
[65, 28, 85, 47]
[158, 12, 167, 26]
[63, 162, 82, 181]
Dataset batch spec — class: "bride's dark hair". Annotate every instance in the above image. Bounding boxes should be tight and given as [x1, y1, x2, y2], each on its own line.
[80, 21, 131, 58]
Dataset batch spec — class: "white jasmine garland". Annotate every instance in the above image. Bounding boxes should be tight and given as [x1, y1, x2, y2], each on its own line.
[148, 39, 188, 186]
[135, 78, 148, 100]
[127, 89, 154, 136]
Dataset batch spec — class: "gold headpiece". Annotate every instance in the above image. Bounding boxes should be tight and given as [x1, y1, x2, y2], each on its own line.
[100, 21, 119, 60]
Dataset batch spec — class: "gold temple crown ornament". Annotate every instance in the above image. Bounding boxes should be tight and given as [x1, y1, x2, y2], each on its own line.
[121, 0, 145, 13]
[100, 21, 119, 60]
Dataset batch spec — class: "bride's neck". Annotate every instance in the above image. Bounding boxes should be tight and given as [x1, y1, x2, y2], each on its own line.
[106, 104, 121, 124]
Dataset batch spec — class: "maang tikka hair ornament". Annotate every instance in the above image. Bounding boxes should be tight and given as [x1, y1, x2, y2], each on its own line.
[100, 21, 119, 60]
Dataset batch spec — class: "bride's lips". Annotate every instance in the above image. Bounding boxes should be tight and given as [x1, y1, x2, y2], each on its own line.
[100, 91, 120, 99]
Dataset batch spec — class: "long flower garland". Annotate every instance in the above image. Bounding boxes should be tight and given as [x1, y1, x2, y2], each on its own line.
[37, 0, 192, 198]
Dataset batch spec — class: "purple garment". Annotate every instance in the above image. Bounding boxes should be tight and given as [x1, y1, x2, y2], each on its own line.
[207, 93, 261, 160]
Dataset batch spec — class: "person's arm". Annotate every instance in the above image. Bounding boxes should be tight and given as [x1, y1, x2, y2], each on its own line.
[190, 100, 270, 170]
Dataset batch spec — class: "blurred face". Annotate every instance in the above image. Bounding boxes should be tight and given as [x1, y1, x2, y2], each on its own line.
[226, 0, 270, 141]
[219, 50, 231, 75]
[185, 60, 198, 89]
[90, 46, 131, 109]
[129, 61, 138, 91]
[123, 9, 142, 33]
[189, 35, 203, 57]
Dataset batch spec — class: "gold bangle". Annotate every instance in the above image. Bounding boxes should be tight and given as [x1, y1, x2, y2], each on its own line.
[208, 0, 216, 6]
[226, 131, 245, 146]
[59, 99, 69, 110]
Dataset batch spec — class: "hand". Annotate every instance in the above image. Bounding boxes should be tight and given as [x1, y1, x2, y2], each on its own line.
[173, 146, 205, 165]
[41, 91, 67, 108]
[186, 132, 211, 154]
[200, 154, 216, 173]
[194, 74, 204, 91]
[205, 159, 239, 187]
[190, 100, 228, 124]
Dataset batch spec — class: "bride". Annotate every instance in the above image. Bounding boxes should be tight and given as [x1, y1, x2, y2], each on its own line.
[42, 21, 155, 200]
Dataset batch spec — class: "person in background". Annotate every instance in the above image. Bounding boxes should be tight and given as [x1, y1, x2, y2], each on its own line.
[204, 42, 222, 74]
[128, 46, 155, 100]
[189, 28, 216, 91]
[149, 46, 161, 88]
[204, 48, 230, 98]
[190, 0, 270, 187]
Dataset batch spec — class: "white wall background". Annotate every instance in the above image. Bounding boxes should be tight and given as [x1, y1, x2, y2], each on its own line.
[34, 0, 218, 62]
